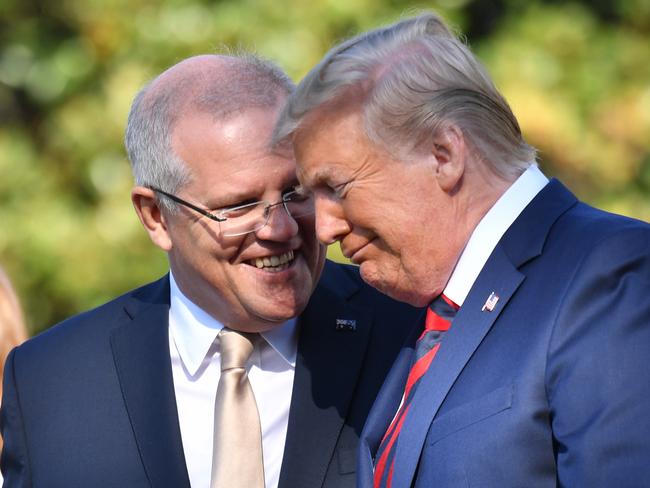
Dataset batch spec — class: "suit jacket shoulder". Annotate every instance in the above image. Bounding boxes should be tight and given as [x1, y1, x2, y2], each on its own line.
[0, 276, 188, 487]
[14, 277, 168, 355]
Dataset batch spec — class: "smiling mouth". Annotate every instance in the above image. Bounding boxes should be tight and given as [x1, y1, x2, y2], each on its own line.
[248, 250, 295, 272]
[345, 240, 372, 264]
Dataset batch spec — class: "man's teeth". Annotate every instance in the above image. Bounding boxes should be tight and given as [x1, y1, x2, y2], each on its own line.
[254, 250, 294, 270]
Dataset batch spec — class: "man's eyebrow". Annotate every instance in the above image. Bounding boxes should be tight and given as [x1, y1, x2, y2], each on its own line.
[299, 166, 336, 186]
[205, 178, 301, 208]
[203, 189, 259, 209]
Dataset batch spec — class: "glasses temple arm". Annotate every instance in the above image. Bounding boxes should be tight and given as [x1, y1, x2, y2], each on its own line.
[147, 186, 226, 223]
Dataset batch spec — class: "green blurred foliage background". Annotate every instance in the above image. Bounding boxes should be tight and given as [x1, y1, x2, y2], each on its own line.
[1, 0, 649, 335]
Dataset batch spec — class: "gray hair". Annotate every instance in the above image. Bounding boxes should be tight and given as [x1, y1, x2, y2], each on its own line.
[125, 53, 294, 211]
[274, 12, 536, 178]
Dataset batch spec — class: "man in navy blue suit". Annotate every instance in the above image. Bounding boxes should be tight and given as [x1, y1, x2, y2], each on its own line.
[0, 54, 420, 487]
[274, 11, 650, 488]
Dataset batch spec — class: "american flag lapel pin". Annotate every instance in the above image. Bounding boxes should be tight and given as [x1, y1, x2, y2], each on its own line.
[335, 318, 357, 331]
[481, 292, 499, 312]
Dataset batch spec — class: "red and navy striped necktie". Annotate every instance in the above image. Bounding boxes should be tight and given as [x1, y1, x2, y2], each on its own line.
[373, 294, 459, 488]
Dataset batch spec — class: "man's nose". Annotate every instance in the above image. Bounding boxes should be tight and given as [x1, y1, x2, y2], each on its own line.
[255, 202, 299, 241]
[313, 194, 351, 245]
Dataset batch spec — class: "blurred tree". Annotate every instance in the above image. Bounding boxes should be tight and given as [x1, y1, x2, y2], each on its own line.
[1, 0, 648, 334]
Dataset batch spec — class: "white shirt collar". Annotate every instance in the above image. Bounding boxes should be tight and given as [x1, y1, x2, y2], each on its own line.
[444, 164, 549, 306]
[168, 271, 298, 376]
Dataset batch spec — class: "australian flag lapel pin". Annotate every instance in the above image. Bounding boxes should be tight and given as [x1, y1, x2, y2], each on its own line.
[336, 318, 357, 331]
[481, 292, 499, 312]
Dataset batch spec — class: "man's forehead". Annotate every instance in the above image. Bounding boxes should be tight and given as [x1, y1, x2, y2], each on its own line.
[272, 135, 294, 157]
[172, 105, 282, 154]
[187, 161, 298, 208]
[296, 89, 364, 132]
[293, 105, 367, 169]
[170, 104, 297, 195]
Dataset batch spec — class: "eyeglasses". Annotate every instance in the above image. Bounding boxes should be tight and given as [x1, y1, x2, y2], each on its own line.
[148, 185, 314, 237]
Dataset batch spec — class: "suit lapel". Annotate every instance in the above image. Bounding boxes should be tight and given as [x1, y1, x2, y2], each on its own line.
[357, 314, 424, 488]
[391, 246, 524, 488]
[110, 277, 191, 488]
[278, 275, 372, 488]
[391, 179, 578, 488]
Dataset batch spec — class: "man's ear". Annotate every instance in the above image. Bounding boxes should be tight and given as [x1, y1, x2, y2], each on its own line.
[131, 186, 173, 252]
[431, 125, 467, 193]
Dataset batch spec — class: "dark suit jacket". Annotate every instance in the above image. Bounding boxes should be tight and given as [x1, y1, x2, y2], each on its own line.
[359, 180, 650, 488]
[1, 260, 421, 487]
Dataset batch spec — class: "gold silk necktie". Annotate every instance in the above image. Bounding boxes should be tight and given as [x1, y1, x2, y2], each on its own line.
[210, 328, 265, 488]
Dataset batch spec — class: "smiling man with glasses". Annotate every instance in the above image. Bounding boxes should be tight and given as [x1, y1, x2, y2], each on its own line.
[0, 54, 420, 488]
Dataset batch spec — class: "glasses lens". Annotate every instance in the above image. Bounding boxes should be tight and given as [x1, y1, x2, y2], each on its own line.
[220, 202, 268, 237]
[219, 192, 315, 237]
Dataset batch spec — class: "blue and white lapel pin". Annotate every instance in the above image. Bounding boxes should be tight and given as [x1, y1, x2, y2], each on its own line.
[335, 318, 357, 331]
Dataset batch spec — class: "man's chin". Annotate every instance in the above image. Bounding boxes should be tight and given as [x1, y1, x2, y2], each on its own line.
[248, 294, 310, 329]
[359, 265, 426, 306]
[359, 263, 393, 296]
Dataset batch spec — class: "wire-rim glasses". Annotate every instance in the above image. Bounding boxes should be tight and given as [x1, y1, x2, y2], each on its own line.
[148, 185, 314, 237]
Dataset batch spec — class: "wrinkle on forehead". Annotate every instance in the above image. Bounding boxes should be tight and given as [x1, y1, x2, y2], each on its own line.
[293, 107, 381, 187]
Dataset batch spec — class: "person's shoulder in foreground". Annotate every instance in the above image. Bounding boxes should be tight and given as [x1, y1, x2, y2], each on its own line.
[0, 276, 170, 486]
[3, 275, 167, 361]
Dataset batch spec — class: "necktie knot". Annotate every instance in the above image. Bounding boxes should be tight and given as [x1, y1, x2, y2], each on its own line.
[424, 294, 459, 332]
[219, 328, 256, 371]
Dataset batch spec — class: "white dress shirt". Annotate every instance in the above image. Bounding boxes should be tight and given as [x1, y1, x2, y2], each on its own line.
[444, 164, 549, 306]
[168, 272, 298, 488]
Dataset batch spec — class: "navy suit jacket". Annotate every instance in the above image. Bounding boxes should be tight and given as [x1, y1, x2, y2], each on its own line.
[359, 180, 650, 487]
[1, 260, 421, 487]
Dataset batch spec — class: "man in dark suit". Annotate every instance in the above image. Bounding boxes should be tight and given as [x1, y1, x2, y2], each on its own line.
[0, 54, 420, 487]
[274, 12, 650, 488]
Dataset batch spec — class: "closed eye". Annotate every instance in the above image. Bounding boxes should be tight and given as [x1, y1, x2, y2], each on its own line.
[215, 199, 261, 219]
[214, 198, 258, 212]
[331, 180, 352, 198]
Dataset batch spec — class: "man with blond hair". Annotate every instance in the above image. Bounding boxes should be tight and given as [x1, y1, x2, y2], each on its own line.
[275, 12, 650, 488]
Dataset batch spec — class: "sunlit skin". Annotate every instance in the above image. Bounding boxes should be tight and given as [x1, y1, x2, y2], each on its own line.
[293, 103, 510, 306]
[133, 103, 326, 332]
